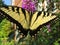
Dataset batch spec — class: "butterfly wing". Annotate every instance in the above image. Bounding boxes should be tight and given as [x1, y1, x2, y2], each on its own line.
[30, 12, 56, 30]
[0, 6, 57, 31]
[0, 6, 30, 29]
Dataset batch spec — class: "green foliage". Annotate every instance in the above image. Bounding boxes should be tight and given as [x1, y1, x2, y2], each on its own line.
[0, 0, 2, 6]
[0, 0, 4, 6]
[53, 0, 60, 2]
[0, 18, 13, 45]
[0, 19, 11, 38]
[0, 39, 14, 45]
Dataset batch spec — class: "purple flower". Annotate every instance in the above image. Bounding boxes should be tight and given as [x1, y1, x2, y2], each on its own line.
[22, 0, 37, 12]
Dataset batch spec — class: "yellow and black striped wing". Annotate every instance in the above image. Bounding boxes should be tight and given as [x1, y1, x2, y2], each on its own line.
[0, 6, 57, 31]
[30, 12, 56, 30]
[0, 6, 30, 29]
